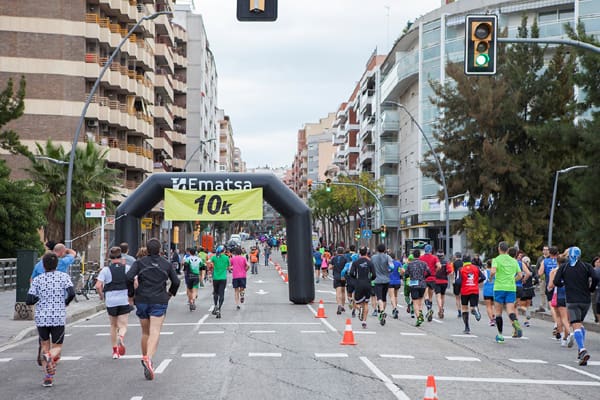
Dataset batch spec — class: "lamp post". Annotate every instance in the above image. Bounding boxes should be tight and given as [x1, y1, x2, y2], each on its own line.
[382, 101, 450, 256]
[64, 11, 172, 248]
[34, 156, 69, 165]
[184, 138, 217, 171]
[548, 165, 588, 247]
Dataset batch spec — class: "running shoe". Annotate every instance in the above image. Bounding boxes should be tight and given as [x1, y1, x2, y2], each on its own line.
[457, 310, 462, 318]
[416, 312, 424, 327]
[337, 305, 343, 315]
[555, 332, 562, 340]
[567, 334, 575, 348]
[113, 350, 120, 359]
[472, 308, 481, 321]
[392, 308, 399, 319]
[426, 309, 434, 322]
[495, 334, 505, 343]
[240, 290, 245, 304]
[438, 308, 444, 319]
[560, 339, 567, 347]
[351, 309, 356, 318]
[141, 356, 154, 380]
[463, 328, 470, 335]
[315, 279, 319, 284]
[523, 321, 530, 328]
[379, 312, 387, 326]
[512, 320, 523, 338]
[236, 305, 241, 310]
[361, 322, 367, 329]
[42, 374, 53, 387]
[43, 352, 56, 375]
[489, 319, 496, 327]
[216, 308, 222, 319]
[371, 310, 378, 317]
[211, 307, 217, 315]
[118, 336, 126, 356]
[578, 350, 590, 366]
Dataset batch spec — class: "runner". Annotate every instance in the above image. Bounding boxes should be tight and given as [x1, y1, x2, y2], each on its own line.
[313, 247, 323, 284]
[207, 245, 231, 318]
[26, 253, 76, 387]
[419, 244, 441, 322]
[183, 248, 203, 311]
[342, 252, 359, 318]
[371, 243, 394, 326]
[95, 246, 133, 359]
[452, 252, 464, 318]
[549, 264, 571, 347]
[482, 259, 496, 326]
[348, 247, 376, 329]
[519, 256, 535, 327]
[538, 246, 561, 339]
[249, 246, 260, 275]
[552, 246, 598, 365]
[459, 255, 485, 334]
[280, 240, 288, 263]
[329, 247, 348, 315]
[403, 254, 415, 318]
[126, 238, 180, 381]
[230, 247, 249, 309]
[388, 253, 403, 319]
[434, 249, 452, 319]
[405, 249, 431, 327]
[491, 241, 523, 343]
[198, 247, 208, 287]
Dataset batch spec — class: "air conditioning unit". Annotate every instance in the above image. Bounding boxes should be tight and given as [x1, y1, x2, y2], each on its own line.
[86, 120, 98, 128]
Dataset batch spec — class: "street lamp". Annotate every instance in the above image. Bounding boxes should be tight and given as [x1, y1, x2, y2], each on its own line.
[34, 155, 69, 165]
[548, 165, 588, 247]
[64, 11, 172, 248]
[184, 138, 217, 171]
[382, 101, 450, 256]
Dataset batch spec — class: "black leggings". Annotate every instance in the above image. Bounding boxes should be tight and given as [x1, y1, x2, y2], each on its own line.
[213, 279, 227, 308]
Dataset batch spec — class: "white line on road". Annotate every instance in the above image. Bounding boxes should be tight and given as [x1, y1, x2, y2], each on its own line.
[95, 333, 110, 336]
[509, 359, 548, 364]
[198, 331, 225, 335]
[249, 330, 276, 334]
[451, 334, 478, 338]
[380, 355, 415, 359]
[354, 331, 377, 335]
[120, 355, 142, 359]
[588, 361, 600, 366]
[314, 353, 348, 358]
[399, 332, 426, 336]
[391, 374, 600, 386]
[360, 357, 411, 400]
[248, 352, 282, 357]
[432, 318, 443, 324]
[182, 353, 216, 358]
[504, 336, 529, 340]
[130, 397, 143, 400]
[445, 356, 481, 362]
[59, 356, 82, 361]
[306, 304, 337, 332]
[154, 359, 171, 374]
[558, 364, 600, 381]
[0, 358, 12, 362]
[300, 330, 326, 334]
[159, 332, 174, 335]
[202, 322, 321, 325]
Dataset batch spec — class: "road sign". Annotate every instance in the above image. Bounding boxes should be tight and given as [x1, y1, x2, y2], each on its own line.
[85, 202, 104, 209]
[85, 209, 105, 218]
[141, 217, 153, 229]
[362, 229, 372, 239]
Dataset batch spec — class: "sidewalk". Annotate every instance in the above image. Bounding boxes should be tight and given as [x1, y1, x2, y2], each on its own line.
[0, 289, 105, 349]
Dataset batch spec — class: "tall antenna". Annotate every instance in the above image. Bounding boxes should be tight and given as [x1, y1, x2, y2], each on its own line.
[385, 5, 391, 50]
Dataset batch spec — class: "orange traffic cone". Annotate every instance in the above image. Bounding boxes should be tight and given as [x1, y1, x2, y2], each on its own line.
[284, 273, 288, 282]
[423, 375, 438, 400]
[315, 299, 327, 318]
[340, 318, 356, 345]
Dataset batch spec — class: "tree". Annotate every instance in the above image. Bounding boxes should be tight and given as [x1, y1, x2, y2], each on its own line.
[424, 17, 580, 256]
[28, 140, 120, 252]
[0, 76, 31, 157]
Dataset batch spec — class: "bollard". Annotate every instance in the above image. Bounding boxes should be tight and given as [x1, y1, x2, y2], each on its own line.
[14, 249, 37, 320]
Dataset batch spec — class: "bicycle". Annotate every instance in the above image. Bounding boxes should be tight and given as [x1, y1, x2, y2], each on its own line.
[80, 270, 98, 299]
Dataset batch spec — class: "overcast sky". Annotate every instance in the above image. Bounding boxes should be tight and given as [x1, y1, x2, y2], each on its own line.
[190, 0, 442, 169]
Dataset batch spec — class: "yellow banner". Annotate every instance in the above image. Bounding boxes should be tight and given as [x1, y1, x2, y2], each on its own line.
[164, 188, 263, 221]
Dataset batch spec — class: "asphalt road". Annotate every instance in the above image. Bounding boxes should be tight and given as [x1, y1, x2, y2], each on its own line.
[1, 248, 599, 400]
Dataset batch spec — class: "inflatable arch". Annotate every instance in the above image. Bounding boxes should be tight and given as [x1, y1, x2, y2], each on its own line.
[115, 172, 315, 304]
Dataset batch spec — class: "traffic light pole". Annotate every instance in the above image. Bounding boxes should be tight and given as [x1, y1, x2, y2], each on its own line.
[497, 37, 600, 54]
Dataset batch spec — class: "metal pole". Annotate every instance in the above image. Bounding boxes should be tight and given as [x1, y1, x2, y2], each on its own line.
[64, 11, 172, 248]
[99, 198, 106, 268]
[184, 138, 216, 171]
[497, 37, 600, 55]
[382, 101, 450, 256]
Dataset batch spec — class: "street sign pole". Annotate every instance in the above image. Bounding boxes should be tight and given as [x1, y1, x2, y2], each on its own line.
[100, 198, 106, 269]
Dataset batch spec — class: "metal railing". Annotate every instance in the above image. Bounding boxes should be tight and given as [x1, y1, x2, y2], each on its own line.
[0, 258, 17, 290]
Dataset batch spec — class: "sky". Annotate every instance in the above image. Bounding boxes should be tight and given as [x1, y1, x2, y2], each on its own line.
[189, 0, 442, 169]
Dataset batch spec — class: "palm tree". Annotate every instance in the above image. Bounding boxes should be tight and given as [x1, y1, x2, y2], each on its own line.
[28, 140, 120, 252]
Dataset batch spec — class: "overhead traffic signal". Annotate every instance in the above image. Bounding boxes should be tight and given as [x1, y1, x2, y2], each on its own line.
[307, 178, 313, 192]
[325, 178, 332, 192]
[380, 225, 387, 238]
[237, 0, 278, 22]
[465, 15, 497, 75]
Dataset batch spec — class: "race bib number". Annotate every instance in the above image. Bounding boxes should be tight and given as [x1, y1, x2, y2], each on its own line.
[409, 279, 419, 287]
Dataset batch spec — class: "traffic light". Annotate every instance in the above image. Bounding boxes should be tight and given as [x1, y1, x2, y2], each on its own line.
[237, 0, 278, 22]
[354, 228, 361, 239]
[325, 178, 332, 192]
[465, 15, 497, 75]
[380, 225, 387, 238]
[307, 178, 313, 192]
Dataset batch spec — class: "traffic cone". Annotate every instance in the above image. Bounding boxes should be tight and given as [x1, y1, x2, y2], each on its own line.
[315, 299, 327, 318]
[284, 273, 288, 282]
[340, 318, 356, 345]
[423, 375, 438, 400]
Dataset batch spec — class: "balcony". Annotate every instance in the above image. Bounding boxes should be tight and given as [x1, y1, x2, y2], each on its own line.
[380, 142, 400, 165]
[383, 174, 400, 196]
[381, 110, 400, 133]
[359, 143, 375, 165]
[359, 89, 375, 113]
[381, 48, 419, 102]
[383, 206, 400, 227]
[154, 104, 174, 130]
[155, 43, 174, 75]
[154, 73, 174, 103]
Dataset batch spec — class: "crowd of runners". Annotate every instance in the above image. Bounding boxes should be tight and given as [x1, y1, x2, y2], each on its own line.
[314, 240, 599, 366]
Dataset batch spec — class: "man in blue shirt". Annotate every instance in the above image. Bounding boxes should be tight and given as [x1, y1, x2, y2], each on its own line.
[31, 243, 76, 281]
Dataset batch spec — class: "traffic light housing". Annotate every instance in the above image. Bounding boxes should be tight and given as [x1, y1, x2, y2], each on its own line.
[380, 225, 387, 238]
[325, 178, 332, 192]
[307, 178, 313, 192]
[237, 0, 278, 22]
[465, 15, 497, 75]
[354, 228, 361, 239]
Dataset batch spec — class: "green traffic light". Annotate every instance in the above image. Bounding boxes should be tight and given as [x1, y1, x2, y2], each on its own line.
[475, 53, 489, 66]
[326, 187, 331, 192]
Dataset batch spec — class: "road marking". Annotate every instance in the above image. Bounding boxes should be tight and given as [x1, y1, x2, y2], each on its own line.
[154, 359, 171, 374]
[451, 334, 478, 338]
[248, 352, 282, 357]
[315, 353, 348, 358]
[354, 331, 376, 335]
[509, 359, 547, 364]
[588, 361, 600, 366]
[249, 330, 276, 334]
[504, 336, 529, 340]
[60, 356, 82, 361]
[559, 364, 600, 381]
[193, 315, 209, 333]
[391, 374, 600, 386]
[399, 332, 426, 336]
[130, 397, 143, 400]
[182, 353, 216, 358]
[0, 358, 12, 362]
[95, 333, 110, 336]
[300, 330, 326, 334]
[306, 304, 337, 332]
[445, 356, 481, 362]
[360, 357, 411, 400]
[202, 322, 321, 325]
[256, 289, 269, 295]
[380, 354, 415, 359]
[198, 331, 225, 335]
[120, 355, 142, 359]
[160, 332, 174, 335]
[64, 334, 72, 337]
[432, 318, 443, 324]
